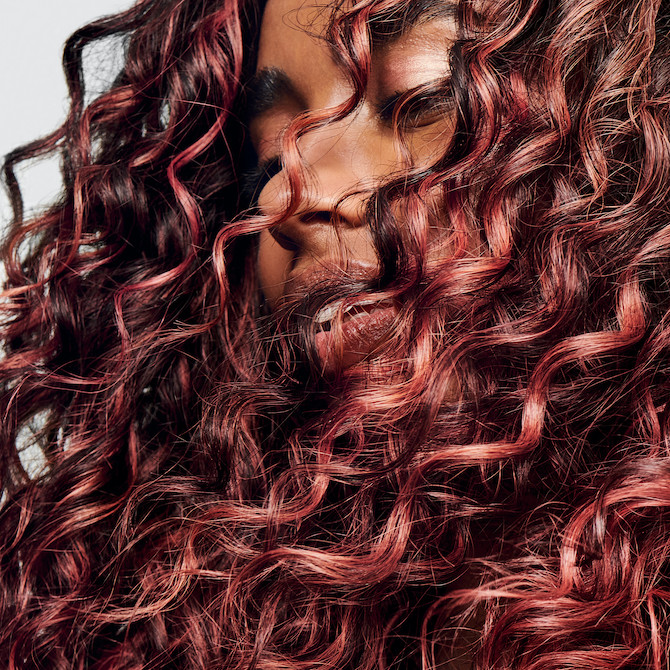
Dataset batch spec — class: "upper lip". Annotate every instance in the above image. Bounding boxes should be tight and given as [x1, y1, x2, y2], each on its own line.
[284, 260, 381, 300]
[284, 261, 397, 338]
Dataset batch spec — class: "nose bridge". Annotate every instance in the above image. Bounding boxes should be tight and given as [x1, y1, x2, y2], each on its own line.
[300, 113, 361, 174]
[297, 113, 373, 216]
[260, 114, 375, 227]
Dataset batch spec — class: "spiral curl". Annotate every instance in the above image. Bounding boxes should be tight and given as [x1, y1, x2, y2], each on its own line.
[1, 0, 670, 668]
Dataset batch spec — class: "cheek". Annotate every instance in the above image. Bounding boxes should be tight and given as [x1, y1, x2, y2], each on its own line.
[406, 116, 456, 167]
[257, 229, 293, 308]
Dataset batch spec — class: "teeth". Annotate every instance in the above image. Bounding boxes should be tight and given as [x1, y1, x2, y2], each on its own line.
[343, 299, 378, 319]
[315, 299, 384, 324]
[315, 300, 343, 324]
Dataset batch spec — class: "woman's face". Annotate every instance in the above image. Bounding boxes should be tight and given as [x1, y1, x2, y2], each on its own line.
[249, 0, 456, 366]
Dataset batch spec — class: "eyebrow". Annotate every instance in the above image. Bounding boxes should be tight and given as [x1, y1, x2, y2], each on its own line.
[243, 3, 457, 124]
[244, 67, 301, 122]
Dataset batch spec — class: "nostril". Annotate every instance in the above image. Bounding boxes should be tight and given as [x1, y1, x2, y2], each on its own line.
[270, 228, 300, 252]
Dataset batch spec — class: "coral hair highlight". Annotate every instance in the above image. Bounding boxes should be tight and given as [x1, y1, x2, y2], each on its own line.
[1, 0, 670, 668]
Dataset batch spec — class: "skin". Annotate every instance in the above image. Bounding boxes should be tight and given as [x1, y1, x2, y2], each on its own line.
[250, 0, 458, 309]
[251, 8, 477, 663]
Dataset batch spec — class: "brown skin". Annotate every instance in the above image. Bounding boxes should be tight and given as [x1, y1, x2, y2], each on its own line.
[250, 9, 476, 663]
[251, 0, 458, 309]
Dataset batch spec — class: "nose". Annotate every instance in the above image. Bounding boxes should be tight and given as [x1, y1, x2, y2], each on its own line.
[255, 113, 390, 307]
[256, 114, 385, 247]
[257, 175, 369, 260]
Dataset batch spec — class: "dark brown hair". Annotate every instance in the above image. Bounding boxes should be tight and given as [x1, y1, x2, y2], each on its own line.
[1, 0, 670, 668]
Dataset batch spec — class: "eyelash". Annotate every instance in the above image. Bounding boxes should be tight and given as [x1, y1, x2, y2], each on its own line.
[241, 155, 282, 206]
[377, 82, 453, 128]
[241, 83, 453, 201]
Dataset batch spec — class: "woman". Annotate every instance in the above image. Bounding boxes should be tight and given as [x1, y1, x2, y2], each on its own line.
[1, 0, 669, 667]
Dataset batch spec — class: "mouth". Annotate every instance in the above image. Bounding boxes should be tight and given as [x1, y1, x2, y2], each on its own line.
[313, 297, 399, 371]
[272, 261, 399, 371]
[315, 298, 395, 330]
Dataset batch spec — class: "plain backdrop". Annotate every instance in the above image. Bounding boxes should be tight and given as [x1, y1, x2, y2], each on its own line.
[1, 0, 133, 226]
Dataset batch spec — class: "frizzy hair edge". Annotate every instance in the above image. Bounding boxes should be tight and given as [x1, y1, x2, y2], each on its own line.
[1, 0, 670, 669]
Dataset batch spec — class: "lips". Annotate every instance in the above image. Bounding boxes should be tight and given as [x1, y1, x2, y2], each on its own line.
[313, 298, 399, 371]
[279, 262, 399, 371]
[315, 298, 394, 328]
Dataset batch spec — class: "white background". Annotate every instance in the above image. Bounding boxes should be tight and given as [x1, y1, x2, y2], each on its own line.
[1, 0, 133, 226]
[1, 1, 134, 475]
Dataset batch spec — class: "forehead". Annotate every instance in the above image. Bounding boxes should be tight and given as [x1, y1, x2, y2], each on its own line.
[260, 0, 333, 28]
[256, 0, 457, 81]
[257, 0, 457, 56]
[257, 0, 337, 83]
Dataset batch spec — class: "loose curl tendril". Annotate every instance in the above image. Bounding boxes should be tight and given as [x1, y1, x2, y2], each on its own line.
[1, 0, 670, 668]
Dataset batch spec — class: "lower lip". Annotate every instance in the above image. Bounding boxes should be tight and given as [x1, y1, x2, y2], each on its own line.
[314, 304, 398, 371]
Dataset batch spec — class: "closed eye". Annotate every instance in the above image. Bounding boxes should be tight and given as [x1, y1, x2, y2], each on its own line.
[376, 79, 453, 128]
[241, 156, 283, 207]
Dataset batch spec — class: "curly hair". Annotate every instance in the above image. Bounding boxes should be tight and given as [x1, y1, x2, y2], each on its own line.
[1, 0, 670, 668]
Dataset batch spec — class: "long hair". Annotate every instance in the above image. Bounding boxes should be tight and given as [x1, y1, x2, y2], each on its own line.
[1, 0, 670, 668]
